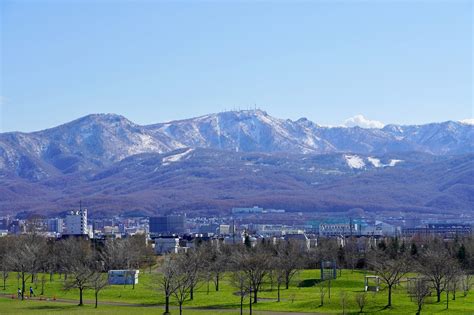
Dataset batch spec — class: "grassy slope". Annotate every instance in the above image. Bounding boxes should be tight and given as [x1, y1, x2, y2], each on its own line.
[1, 269, 473, 314]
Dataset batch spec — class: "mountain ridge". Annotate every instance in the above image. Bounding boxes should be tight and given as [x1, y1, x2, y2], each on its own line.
[0, 110, 472, 217]
[1, 110, 472, 181]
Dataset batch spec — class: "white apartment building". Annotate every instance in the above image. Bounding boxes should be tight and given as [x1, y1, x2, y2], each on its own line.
[64, 208, 88, 235]
[319, 223, 359, 237]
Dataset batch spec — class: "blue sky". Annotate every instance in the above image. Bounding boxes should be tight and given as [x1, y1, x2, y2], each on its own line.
[1, 0, 472, 132]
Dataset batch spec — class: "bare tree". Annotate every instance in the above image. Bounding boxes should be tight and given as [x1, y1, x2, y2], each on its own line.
[270, 247, 292, 302]
[316, 280, 326, 306]
[230, 269, 251, 315]
[274, 269, 286, 302]
[207, 243, 229, 292]
[5, 235, 45, 300]
[157, 255, 179, 315]
[275, 240, 302, 289]
[355, 292, 367, 313]
[88, 272, 109, 308]
[369, 251, 410, 307]
[462, 273, 472, 297]
[445, 263, 462, 309]
[171, 253, 194, 315]
[412, 279, 430, 315]
[417, 248, 458, 303]
[0, 237, 11, 290]
[344, 239, 360, 272]
[59, 238, 95, 306]
[184, 249, 202, 300]
[102, 239, 129, 270]
[233, 246, 271, 304]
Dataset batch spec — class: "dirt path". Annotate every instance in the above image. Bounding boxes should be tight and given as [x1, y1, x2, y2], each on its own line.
[0, 293, 326, 314]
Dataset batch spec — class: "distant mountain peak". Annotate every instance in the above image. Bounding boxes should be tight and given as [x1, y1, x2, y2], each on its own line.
[78, 113, 132, 124]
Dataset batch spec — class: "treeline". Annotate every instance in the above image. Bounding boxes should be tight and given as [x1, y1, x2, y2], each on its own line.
[0, 234, 473, 314]
[0, 235, 155, 307]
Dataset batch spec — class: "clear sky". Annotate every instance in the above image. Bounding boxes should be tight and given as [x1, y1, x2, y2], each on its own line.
[0, 0, 472, 132]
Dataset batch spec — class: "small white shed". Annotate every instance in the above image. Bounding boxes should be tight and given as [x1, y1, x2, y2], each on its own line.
[108, 270, 139, 285]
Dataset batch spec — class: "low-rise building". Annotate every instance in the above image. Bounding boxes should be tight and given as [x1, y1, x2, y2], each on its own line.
[282, 233, 311, 251]
[231, 206, 263, 215]
[402, 223, 472, 238]
[108, 270, 139, 285]
[47, 218, 64, 234]
[319, 223, 358, 237]
[154, 237, 180, 254]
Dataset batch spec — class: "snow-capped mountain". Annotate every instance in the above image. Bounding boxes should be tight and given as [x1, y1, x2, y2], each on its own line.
[0, 110, 472, 180]
[146, 110, 335, 154]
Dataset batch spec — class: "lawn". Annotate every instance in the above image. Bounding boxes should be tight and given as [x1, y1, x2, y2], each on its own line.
[0, 298, 238, 315]
[1, 269, 473, 314]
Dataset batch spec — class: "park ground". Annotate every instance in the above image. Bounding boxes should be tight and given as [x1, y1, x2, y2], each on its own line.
[1, 269, 473, 314]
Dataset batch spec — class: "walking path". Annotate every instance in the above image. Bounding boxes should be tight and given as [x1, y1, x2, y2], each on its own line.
[0, 293, 326, 314]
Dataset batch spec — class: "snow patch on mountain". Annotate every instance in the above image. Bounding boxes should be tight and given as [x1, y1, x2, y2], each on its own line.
[389, 159, 403, 166]
[368, 157, 403, 168]
[368, 157, 382, 167]
[344, 155, 365, 169]
[162, 148, 194, 165]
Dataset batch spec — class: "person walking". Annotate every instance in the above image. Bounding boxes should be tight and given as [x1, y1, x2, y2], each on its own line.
[17, 288, 21, 299]
[29, 286, 34, 298]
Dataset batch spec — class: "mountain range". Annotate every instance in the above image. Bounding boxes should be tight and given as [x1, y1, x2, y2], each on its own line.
[0, 110, 473, 217]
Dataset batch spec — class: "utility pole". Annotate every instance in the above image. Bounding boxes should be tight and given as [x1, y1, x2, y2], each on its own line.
[232, 219, 235, 243]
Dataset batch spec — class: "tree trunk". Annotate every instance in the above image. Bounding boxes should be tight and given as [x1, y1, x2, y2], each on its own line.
[95, 291, 98, 308]
[165, 295, 170, 314]
[21, 273, 25, 300]
[446, 290, 449, 309]
[41, 277, 45, 295]
[277, 283, 281, 302]
[328, 279, 331, 299]
[253, 288, 258, 303]
[179, 302, 183, 315]
[79, 287, 83, 306]
[387, 285, 392, 307]
[249, 293, 253, 315]
[215, 274, 219, 291]
[190, 285, 194, 300]
[285, 274, 290, 289]
[240, 295, 244, 315]
[436, 288, 441, 303]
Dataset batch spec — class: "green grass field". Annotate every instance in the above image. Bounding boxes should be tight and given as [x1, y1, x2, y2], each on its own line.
[1, 269, 473, 314]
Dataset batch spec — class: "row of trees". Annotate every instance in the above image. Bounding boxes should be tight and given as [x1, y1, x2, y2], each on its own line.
[158, 240, 303, 315]
[0, 235, 155, 307]
[1, 233, 472, 314]
[158, 236, 474, 315]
